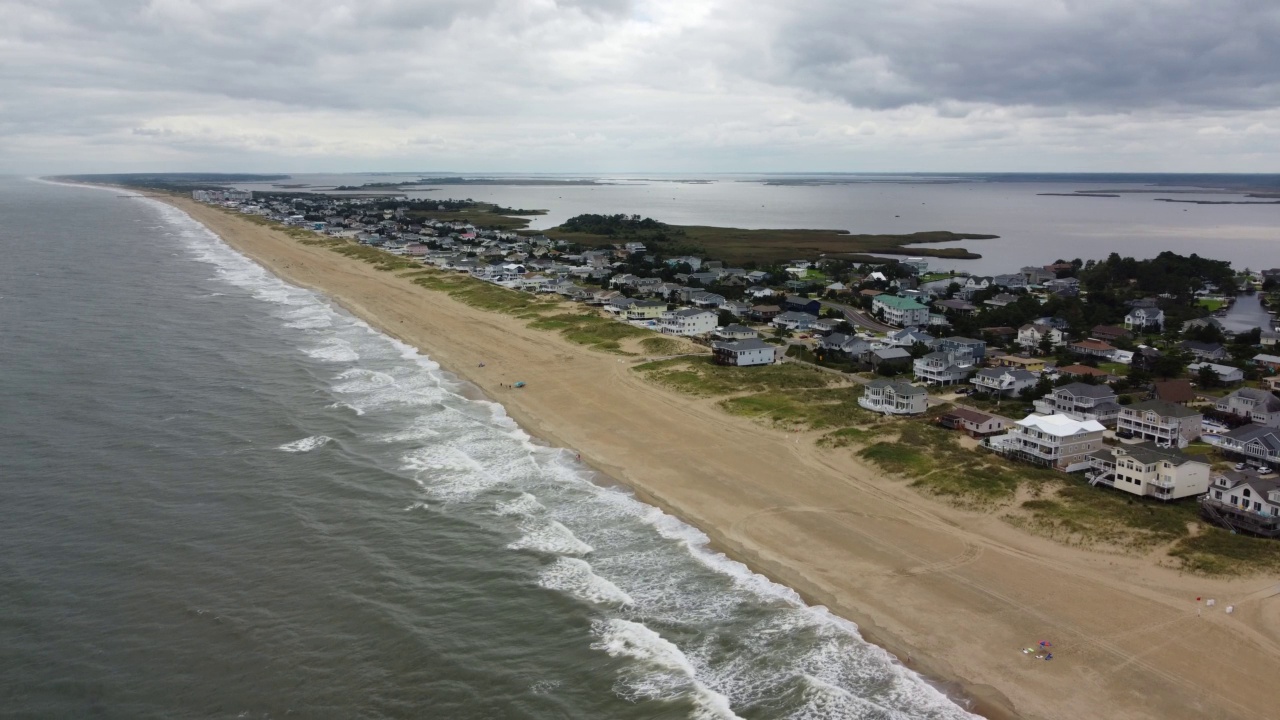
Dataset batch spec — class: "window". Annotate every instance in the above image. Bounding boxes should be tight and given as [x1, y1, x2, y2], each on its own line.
[1215, 491, 1223, 500]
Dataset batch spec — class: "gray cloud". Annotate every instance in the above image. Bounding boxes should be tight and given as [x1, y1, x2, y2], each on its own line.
[1, 0, 1277, 173]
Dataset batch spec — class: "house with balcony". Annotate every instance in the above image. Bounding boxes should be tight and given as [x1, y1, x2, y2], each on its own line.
[997, 414, 1107, 469]
[659, 308, 717, 336]
[1035, 383, 1121, 425]
[1116, 399, 1203, 448]
[936, 336, 986, 361]
[1089, 443, 1210, 501]
[1124, 307, 1165, 331]
[1180, 341, 1229, 362]
[1017, 322, 1067, 351]
[711, 338, 777, 366]
[1201, 471, 1280, 537]
[993, 355, 1046, 372]
[859, 380, 929, 415]
[913, 349, 978, 386]
[1213, 424, 1280, 465]
[1215, 388, 1280, 426]
[772, 311, 816, 331]
[972, 367, 1038, 397]
[714, 324, 758, 341]
[872, 295, 930, 328]
[885, 328, 935, 348]
[624, 300, 668, 321]
[818, 333, 870, 357]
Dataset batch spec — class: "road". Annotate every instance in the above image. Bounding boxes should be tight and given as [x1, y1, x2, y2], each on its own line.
[819, 299, 897, 334]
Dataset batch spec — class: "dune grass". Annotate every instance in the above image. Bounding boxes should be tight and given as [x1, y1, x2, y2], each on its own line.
[528, 312, 651, 352]
[720, 389, 878, 430]
[634, 356, 836, 397]
[638, 336, 683, 355]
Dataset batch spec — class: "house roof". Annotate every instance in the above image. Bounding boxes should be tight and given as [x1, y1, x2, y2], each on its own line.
[1071, 339, 1117, 352]
[947, 408, 997, 425]
[1125, 399, 1203, 419]
[720, 324, 754, 334]
[1056, 382, 1117, 399]
[1091, 324, 1132, 338]
[1181, 341, 1225, 354]
[1254, 354, 1280, 364]
[976, 367, 1037, 382]
[1153, 379, 1196, 404]
[785, 295, 817, 305]
[874, 295, 927, 310]
[713, 338, 773, 352]
[867, 379, 928, 395]
[1116, 442, 1198, 467]
[1016, 414, 1106, 436]
[873, 348, 912, 360]
[1223, 387, 1280, 413]
[1057, 364, 1110, 377]
[672, 308, 714, 317]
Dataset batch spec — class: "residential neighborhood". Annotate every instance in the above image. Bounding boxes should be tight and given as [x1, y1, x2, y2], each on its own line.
[196, 189, 1280, 539]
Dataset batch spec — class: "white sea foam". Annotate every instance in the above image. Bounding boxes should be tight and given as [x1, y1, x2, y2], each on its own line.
[131, 188, 978, 720]
[538, 557, 633, 606]
[494, 492, 544, 516]
[277, 435, 331, 453]
[591, 619, 743, 720]
[325, 402, 365, 416]
[403, 501, 429, 511]
[508, 519, 593, 556]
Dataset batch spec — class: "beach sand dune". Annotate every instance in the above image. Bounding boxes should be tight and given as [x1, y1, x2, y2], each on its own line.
[168, 196, 1280, 720]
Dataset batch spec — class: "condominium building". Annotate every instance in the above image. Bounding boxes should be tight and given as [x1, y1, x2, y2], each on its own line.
[1115, 399, 1203, 448]
[872, 295, 930, 328]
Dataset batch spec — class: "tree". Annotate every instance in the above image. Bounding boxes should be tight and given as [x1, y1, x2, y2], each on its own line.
[1038, 335, 1054, 357]
[717, 310, 736, 327]
[1197, 364, 1221, 389]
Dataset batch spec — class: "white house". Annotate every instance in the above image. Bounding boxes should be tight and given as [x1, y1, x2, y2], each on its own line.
[711, 338, 777, 366]
[972, 367, 1038, 397]
[1090, 443, 1210, 500]
[659, 308, 717, 336]
[714, 324, 758, 340]
[1035, 383, 1121, 425]
[1017, 322, 1067, 351]
[999, 414, 1107, 469]
[1124, 307, 1165, 331]
[1116, 399, 1203, 448]
[859, 380, 929, 415]
[913, 350, 978, 386]
[1188, 362, 1245, 385]
[1214, 388, 1280, 426]
[872, 295, 930, 328]
[1202, 472, 1280, 537]
[772, 311, 816, 331]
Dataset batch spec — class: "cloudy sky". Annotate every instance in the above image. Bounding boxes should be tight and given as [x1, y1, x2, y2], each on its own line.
[5, 0, 1280, 173]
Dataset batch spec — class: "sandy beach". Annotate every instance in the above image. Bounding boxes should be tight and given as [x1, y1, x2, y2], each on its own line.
[165, 196, 1280, 720]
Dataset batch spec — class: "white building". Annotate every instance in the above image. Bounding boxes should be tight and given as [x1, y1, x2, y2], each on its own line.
[1188, 362, 1245, 385]
[971, 367, 1038, 397]
[859, 380, 929, 415]
[1214, 387, 1280, 425]
[1116, 399, 1203, 448]
[1124, 307, 1165, 331]
[913, 350, 978, 386]
[711, 339, 777, 366]
[1089, 443, 1210, 500]
[871, 295, 930, 328]
[999, 414, 1107, 469]
[659, 308, 717, 336]
[1016, 322, 1067, 351]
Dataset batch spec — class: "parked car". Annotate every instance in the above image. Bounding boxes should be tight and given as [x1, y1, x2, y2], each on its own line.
[1235, 462, 1247, 470]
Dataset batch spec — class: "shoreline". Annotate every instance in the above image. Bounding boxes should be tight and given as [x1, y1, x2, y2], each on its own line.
[125, 190, 1280, 720]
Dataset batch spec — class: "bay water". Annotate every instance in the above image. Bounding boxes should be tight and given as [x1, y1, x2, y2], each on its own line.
[0, 178, 974, 719]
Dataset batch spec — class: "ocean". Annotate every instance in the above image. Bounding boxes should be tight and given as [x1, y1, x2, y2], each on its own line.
[232, 173, 1280, 275]
[0, 177, 976, 719]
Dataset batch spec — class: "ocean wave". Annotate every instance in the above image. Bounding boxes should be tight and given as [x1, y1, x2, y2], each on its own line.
[508, 519, 593, 556]
[537, 557, 632, 606]
[277, 435, 332, 453]
[591, 619, 743, 720]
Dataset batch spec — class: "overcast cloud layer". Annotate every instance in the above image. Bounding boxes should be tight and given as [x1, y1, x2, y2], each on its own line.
[4, 0, 1280, 173]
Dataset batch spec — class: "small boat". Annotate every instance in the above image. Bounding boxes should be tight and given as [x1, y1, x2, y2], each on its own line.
[513, 381, 526, 388]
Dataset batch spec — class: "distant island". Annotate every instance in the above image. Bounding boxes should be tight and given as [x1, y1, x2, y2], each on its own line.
[1037, 192, 1120, 198]
[545, 213, 995, 263]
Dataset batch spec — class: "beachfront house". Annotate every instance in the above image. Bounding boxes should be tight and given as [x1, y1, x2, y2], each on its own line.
[1214, 425, 1280, 466]
[859, 380, 928, 415]
[625, 300, 668, 321]
[1034, 383, 1121, 425]
[997, 414, 1107, 470]
[872, 295, 930, 328]
[659, 308, 717, 336]
[1089, 444, 1210, 501]
[939, 408, 1007, 437]
[711, 338, 778, 367]
[913, 349, 978, 386]
[1115, 400, 1203, 448]
[971, 367, 1038, 397]
[1201, 472, 1280, 537]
